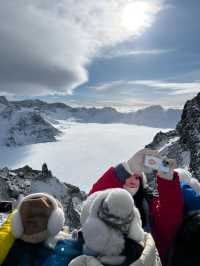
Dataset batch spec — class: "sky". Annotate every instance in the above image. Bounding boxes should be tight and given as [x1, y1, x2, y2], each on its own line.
[0, 0, 200, 109]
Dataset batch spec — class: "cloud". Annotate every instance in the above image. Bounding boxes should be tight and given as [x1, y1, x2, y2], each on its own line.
[88, 79, 200, 104]
[100, 48, 175, 59]
[129, 80, 200, 94]
[0, 0, 163, 96]
[89, 80, 125, 91]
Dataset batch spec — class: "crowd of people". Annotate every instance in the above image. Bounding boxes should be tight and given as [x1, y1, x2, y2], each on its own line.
[1, 148, 200, 266]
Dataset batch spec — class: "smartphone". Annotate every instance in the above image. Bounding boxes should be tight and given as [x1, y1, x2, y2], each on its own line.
[144, 155, 170, 173]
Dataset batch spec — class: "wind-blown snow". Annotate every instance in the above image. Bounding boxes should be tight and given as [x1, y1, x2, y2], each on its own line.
[0, 121, 168, 191]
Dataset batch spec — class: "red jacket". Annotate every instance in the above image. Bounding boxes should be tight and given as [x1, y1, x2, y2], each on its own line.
[88, 167, 184, 262]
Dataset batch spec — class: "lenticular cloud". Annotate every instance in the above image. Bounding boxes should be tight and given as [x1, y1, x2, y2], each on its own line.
[0, 0, 163, 96]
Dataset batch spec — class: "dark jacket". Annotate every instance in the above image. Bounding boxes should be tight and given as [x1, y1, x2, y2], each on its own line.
[3, 238, 83, 266]
[167, 211, 200, 266]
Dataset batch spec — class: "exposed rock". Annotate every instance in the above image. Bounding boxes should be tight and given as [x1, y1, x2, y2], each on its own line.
[0, 96, 9, 105]
[0, 165, 84, 230]
[146, 92, 200, 179]
[41, 163, 52, 178]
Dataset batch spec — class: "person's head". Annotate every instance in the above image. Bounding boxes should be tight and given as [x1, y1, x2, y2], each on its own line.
[123, 174, 141, 196]
[11, 193, 65, 243]
[81, 188, 145, 258]
[122, 172, 149, 229]
[121, 155, 147, 197]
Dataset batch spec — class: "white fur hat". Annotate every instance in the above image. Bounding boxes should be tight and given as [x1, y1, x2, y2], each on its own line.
[11, 193, 65, 243]
[81, 188, 145, 256]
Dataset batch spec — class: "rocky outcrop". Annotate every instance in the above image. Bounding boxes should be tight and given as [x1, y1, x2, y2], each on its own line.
[146, 92, 200, 179]
[176, 92, 200, 178]
[0, 164, 86, 230]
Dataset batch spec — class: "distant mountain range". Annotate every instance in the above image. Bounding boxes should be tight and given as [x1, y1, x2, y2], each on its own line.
[0, 96, 182, 146]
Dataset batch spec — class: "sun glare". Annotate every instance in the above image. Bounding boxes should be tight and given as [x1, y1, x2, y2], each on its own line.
[122, 1, 155, 33]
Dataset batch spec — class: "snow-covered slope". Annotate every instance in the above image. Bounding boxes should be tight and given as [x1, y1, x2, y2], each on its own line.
[0, 107, 60, 146]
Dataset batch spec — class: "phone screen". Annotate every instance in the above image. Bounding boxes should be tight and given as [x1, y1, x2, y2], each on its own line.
[144, 155, 170, 173]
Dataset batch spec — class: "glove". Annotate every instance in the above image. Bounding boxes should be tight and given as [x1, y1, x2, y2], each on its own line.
[122, 148, 159, 176]
[157, 159, 177, 180]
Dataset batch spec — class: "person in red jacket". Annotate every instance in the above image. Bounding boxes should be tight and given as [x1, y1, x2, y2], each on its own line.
[88, 149, 184, 265]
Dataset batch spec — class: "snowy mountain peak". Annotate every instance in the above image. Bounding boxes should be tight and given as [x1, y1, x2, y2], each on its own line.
[0, 108, 60, 146]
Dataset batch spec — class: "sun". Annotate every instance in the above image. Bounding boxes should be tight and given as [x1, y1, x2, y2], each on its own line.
[121, 1, 156, 33]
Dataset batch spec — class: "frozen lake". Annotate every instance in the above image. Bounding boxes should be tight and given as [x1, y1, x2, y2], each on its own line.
[0, 122, 166, 191]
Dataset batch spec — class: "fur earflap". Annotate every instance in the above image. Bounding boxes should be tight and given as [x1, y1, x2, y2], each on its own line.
[128, 206, 145, 242]
[48, 207, 65, 236]
[81, 190, 111, 225]
[11, 210, 23, 238]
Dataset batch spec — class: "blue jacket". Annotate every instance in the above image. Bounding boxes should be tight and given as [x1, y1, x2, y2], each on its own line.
[181, 181, 200, 214]
[2, 238, 83, 266]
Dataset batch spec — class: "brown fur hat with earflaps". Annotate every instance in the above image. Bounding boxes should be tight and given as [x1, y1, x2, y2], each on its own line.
[11, 193, 65, 243]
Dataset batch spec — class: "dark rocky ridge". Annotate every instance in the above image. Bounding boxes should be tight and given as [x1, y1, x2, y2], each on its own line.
[146, 92, 200, 179]
[0, 164, 85, 230]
